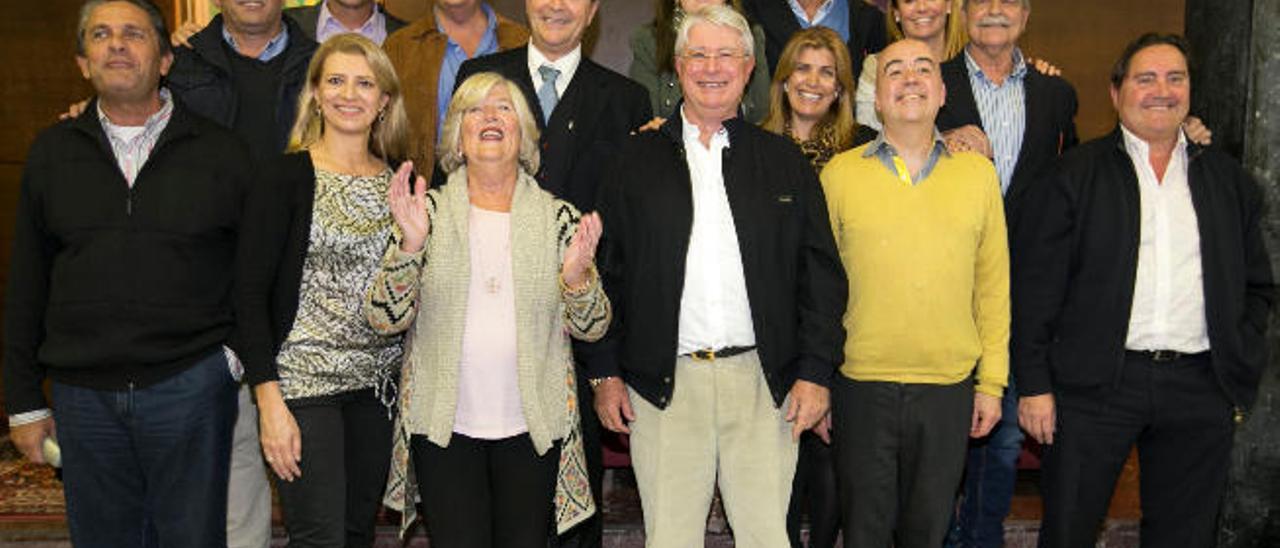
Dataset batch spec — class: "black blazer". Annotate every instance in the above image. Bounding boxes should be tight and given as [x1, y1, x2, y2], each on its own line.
[594, 114, 847, 409]
[1012, 129, 1274, 411]
[451, 46, 654, 212]
[234, 152, 344, 387]
[936, 54, 1079, 233]
[742, 0, 886, 86]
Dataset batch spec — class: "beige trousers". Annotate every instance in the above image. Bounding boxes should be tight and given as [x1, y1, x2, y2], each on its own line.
[628, 351, 798, 547]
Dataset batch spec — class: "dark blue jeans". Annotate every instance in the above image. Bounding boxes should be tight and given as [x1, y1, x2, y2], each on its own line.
[946, 377, 1023, 548]
[52, 349, 238, 548]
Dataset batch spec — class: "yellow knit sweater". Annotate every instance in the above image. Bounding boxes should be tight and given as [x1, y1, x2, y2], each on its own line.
[820, 145, 1010, 396]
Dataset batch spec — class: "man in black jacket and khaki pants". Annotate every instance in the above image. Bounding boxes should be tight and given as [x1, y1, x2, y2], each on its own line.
[1013, 33, 1274, 548]
[591, 6, 846, 547]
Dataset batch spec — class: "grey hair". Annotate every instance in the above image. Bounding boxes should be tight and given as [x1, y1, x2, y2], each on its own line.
[674, 4, 754, 57]
[77, 0, 170, 57]
[437, 72, 541, 175]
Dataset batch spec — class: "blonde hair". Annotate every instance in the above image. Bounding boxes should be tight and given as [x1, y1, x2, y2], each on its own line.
[761, 27, 857, 152]
[675, 4, 754, 56]
[287, 33, 409, 163]
[437, 72, 541, 175]
[885, 0, 968, 61]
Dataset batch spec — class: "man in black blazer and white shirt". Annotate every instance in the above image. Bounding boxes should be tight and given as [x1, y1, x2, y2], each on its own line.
[1013, 33, 1273, 548]
[453, 1, 652, 546]
[931, 2, 1076, 546]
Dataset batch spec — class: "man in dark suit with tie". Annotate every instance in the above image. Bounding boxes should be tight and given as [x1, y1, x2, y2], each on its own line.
[932, 2, 1077, 547]
[741, 0, 886, 89]
[454, 1, 652, 546]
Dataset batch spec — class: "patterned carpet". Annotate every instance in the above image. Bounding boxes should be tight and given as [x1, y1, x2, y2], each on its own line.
[0, 440, 64, 517]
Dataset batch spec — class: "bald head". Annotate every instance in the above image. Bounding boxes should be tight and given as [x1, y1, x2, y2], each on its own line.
[875, 39, 946, 129]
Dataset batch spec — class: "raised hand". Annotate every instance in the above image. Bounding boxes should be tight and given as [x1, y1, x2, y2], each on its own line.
[561, 212, 602, 290]
[170, 20, 203, 49]
[389, 161, 430, 253]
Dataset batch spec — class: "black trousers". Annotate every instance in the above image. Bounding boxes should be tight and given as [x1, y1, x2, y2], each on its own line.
[276, 388, 394, 548]
[787, 431, 841, 548]
[412, 432, 561, 548]
[833, 376, 973, 548]
[1038, 352, 1235, 548]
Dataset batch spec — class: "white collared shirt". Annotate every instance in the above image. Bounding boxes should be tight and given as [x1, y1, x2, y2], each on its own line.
[1121, 125, 1210, 353]
[526, 40, 581, 99]
[676, 108, 757, 355]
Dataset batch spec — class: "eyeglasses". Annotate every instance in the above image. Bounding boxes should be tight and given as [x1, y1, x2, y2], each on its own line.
[679, 49, 751, 67]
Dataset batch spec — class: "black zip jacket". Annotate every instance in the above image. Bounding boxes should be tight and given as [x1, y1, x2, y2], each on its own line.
[593, 113, 847, 409]
[166, 14, 316, 154]
[1012, 128, 1274, 411]
[2, 99, 252, 415]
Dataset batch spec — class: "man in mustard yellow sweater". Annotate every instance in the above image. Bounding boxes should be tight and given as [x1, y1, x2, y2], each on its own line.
[817, 38, 1010, 548]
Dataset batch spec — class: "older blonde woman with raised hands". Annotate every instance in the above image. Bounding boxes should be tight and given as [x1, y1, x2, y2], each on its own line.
[366, 71, 609, 547]
[234, 33, 410, 548]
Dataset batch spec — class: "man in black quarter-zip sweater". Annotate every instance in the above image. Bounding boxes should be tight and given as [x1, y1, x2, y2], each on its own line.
[2, 2, 251, 546]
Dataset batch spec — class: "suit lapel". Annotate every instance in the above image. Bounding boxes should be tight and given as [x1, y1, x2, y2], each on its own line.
[505, 47, 546, 130]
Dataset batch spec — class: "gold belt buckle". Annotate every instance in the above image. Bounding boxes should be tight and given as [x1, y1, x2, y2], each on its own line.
[691, 348, 717, 361]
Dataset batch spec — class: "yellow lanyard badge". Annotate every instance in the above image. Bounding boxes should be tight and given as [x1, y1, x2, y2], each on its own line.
[891, 155, 915, 186]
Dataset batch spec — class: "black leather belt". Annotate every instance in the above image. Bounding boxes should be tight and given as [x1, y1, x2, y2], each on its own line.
[1126, 349, 1210, 363]
[685, 346, 756, 361]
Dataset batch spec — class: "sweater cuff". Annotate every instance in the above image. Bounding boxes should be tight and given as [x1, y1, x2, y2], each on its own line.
[975, 382, 1004, 398]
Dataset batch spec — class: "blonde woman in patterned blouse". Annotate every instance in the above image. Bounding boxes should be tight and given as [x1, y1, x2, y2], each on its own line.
[760, 27, 859, 548]
[234, 34, 410, 548]
[366, 71, 610, 546]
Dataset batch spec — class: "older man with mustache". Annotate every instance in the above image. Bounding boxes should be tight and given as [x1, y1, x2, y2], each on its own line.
[1013, 33, 1273, 548]
[819, 37, 1010, 548]
[931, 2, 1078, 546]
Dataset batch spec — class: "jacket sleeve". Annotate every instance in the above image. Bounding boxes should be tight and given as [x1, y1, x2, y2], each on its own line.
[578, 148, 632, 380]
[232, 157, 295, 386]
[555, 201, 612, 342]
[365, 196, 432, 335]
[1011, 166, 1078, 397]
[1238, 165, 1275, 361]
[1060, 82, 1080, 153]
[2, 140, 57, 415]
[794, 150, 849, 388]
[743, 25, 772, 124]
[973, 166, 1011, 397]
[855, 55, 880, 130]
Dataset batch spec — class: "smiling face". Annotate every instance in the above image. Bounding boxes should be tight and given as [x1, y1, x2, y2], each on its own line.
[1111, 44, 1190, 144]
[964, 0, 1028, 52]
[76, 1, 172, 105]
[785, 46, 839, 126]
[675, 21, 753, 123]
[893, 0, 949, 41]
[875, 39, 945, 128]
[316, 51, 388, 139]
[526, 0, 598, 60]
[460, 84, 523, 167]
[213, 0, 284, 35]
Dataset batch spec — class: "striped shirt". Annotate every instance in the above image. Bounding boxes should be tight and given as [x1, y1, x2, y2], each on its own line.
[964, 48, 1027, 195]
[97, 88, 174, 187]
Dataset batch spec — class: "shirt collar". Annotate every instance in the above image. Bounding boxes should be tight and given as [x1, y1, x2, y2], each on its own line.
[527, 39, 582, 84]
[680, 105, 730, 149]
[1119, 123, 1187, 162]
[787, 0, 837, 24]
[222, 22, 289, 62]
[317, 0, 383, 36]
[97, 87, 174, 132]
[963, 47, 1028, 84]
[862, 129, 949, 159]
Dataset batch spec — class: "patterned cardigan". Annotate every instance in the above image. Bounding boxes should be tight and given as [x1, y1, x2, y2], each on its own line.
[365, 167, 610, 534]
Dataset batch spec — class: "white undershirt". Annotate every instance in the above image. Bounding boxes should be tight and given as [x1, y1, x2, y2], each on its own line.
[1121, 126, 1210, 353]
[454, 206, 526, 439]
[676, 108, 757, 355]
